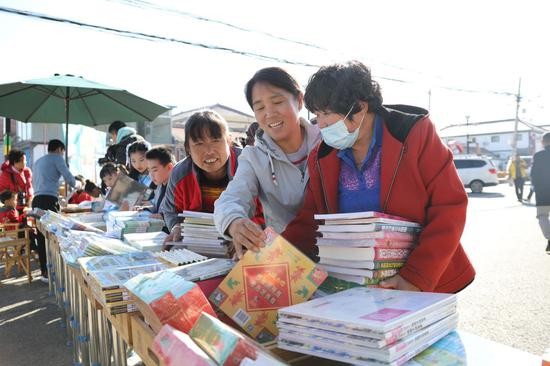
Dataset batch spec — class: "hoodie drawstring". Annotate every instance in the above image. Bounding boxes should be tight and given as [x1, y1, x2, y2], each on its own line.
[268, 153, 278, 186]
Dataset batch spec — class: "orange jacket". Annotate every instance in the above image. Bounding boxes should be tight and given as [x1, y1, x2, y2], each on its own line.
[283, 105, 475, 293]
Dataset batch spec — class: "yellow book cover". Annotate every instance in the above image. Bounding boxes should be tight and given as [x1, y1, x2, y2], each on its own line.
[209, 227, 327, 343]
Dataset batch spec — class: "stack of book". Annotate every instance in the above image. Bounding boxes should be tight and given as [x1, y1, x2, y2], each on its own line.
[105, 211, 165, 239]
[315, 211, 421, 287]
[178, 211, 232, 258]
[124, 231, 169, 252]
[78, 252, 167, 314]
[154, 248, 208, 266]
[277, 287, 458, 365]
[209, 228, 327, 344]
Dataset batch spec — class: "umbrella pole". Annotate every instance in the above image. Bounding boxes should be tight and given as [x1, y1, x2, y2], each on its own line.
[65, 89, 69, 200]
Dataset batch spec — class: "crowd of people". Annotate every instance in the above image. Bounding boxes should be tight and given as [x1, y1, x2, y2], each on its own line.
[2, 60, 548, 287]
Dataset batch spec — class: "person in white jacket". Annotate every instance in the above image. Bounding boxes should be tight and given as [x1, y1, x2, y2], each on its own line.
[214, 67, 321, 259]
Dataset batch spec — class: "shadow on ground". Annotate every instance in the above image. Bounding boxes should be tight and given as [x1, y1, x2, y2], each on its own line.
[0, 261, 73, 366]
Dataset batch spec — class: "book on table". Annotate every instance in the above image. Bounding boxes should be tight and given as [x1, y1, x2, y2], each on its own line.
[277, 287, 458, 365]
[318, 246, 411, 261]
[318, 223, 422, 234]
[318, 264, 400, 279]
[152, 324, 216, 366]
[319, 258, 406, 270]
[209, 227, 328, 343]
[314, 211, 415, 222]
[316, 237, 415, 248]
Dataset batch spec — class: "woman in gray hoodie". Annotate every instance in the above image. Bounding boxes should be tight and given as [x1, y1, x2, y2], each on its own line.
[214, 67, 321, 259]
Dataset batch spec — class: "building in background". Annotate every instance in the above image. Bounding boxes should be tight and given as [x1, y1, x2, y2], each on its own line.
[439, 119, 549, 170]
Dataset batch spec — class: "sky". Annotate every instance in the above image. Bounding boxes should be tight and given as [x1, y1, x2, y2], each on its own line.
[0, 0, 549, 130]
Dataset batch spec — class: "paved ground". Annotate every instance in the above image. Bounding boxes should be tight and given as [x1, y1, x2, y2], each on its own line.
[0, 264, 72, 366]
[0, 182, 548, 364]
[457, 182, 550, 356]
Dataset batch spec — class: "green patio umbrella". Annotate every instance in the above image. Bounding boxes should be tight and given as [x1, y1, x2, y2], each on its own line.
[0, 73, 169, 162]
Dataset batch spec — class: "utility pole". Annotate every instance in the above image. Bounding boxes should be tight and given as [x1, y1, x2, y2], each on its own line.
[428, 89, 432, 111]
[510, 78, 522, 158]
[465, 115, 470, 154]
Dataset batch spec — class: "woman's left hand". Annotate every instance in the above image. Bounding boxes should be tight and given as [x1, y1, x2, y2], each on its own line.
[379, 275, 420, 291]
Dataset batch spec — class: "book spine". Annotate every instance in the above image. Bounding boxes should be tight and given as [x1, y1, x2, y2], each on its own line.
[372, 261, 406, 269]
[373, 248, 411, 260]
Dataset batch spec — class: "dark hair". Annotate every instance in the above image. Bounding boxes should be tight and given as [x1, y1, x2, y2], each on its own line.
[145, 146, 175, 166]
[184, 111, 229, 152]
[48, 139, 66, 152]
[108, 120, 126, 134]
[127, 140, 150, 157]
[75, 175, 85, 183]
[245, 67, 302, 109]
[304, 60, 383, 117]
[99, 163, 121, 179]
[245, 122, 260, 146]
[0, 189, 16, 204]
[84, 180, 99, 194]
[7, 149, 25, 165]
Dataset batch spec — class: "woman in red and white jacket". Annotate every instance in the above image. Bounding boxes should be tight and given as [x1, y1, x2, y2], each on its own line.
[282, 61, 475, 294]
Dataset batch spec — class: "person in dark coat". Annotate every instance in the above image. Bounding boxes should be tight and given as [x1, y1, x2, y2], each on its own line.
[99, 121, 144, 166]
[531, 132, 550, 253]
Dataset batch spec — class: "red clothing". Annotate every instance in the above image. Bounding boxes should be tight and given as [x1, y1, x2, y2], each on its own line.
[161, 146, 264, 230]
[0, 161, 33, 212]
[68, 190, 92, 204]
[283, 105, 475, 293]
[0, 206, 21, 230]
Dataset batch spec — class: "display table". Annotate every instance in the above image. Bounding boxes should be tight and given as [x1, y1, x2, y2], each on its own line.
[37, 221, 542, 366]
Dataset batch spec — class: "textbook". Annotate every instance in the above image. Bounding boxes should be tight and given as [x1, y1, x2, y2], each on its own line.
[319, 258, 406, 270]
[209, 227, 327, 343]
[278, 287, 456, 339]
[316, 237, 415, 248]
[170, 258, 235, 282]
[314, 211, 413, 222]
[318, 246, 411, 261]
[318, 264, 399, 279]
[318, 223, 422, 234]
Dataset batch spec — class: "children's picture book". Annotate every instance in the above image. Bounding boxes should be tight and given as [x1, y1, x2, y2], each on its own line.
[189, 313, 286, 366]
[209, 227, 327, 343]
[152, 324, 216, 366]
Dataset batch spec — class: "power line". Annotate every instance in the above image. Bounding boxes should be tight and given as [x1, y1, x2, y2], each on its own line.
[107, 0, 328, 51]
[0, 6, 320, 67]
[0, 5, 520, 98]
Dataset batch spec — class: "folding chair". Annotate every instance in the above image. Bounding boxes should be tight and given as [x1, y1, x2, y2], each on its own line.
[0, 224, 32, 284]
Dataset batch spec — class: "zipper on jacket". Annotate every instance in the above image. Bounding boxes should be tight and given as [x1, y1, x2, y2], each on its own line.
[382, 142, 407, 212]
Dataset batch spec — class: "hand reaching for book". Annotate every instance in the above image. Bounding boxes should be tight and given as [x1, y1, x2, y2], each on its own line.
[228, 218, 266, 260]
[379, 274, 420, 292]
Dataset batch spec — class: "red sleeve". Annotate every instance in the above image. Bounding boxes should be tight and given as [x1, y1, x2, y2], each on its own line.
[398, 118, 468, 291]
[24, 168, 34, 199]
[282, 181, 319, 258]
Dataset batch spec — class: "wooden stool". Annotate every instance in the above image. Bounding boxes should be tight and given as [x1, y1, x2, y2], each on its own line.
[0, 225, 32, 284]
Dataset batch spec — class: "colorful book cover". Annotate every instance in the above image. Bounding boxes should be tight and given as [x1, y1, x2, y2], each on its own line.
[189, 313, 258, 366]
[125, 270, 217, 333]
[152, 324, 216, 366]
[209, 227, 328, 343]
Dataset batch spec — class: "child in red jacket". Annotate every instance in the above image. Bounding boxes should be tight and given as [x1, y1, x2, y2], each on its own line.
[0, 190, 21, 229]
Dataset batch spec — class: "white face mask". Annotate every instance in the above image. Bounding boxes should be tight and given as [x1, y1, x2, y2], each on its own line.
[320, 105, 366, 149]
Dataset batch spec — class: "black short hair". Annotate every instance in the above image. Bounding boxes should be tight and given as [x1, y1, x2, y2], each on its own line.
[145, 146, 175, 166]
[127, 140, 150, 157]
[184, 111, 229, 152]
[245, 67, 302, 109]
[0, 189, 16, 204]
[7, 149, 25, 165]
[108, 120, 126, 134]
[304, 60, 383, 116]
[48, 139, 66, 152]
[84, 180, 99, 194]
[99, 163, 118, 179]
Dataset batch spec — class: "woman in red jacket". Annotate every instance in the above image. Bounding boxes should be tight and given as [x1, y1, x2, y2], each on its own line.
[0, 149, 33, 214]
[282, 61, 475, 293]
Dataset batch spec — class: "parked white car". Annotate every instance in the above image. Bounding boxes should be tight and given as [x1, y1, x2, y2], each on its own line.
[453, 156, 499, 193]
